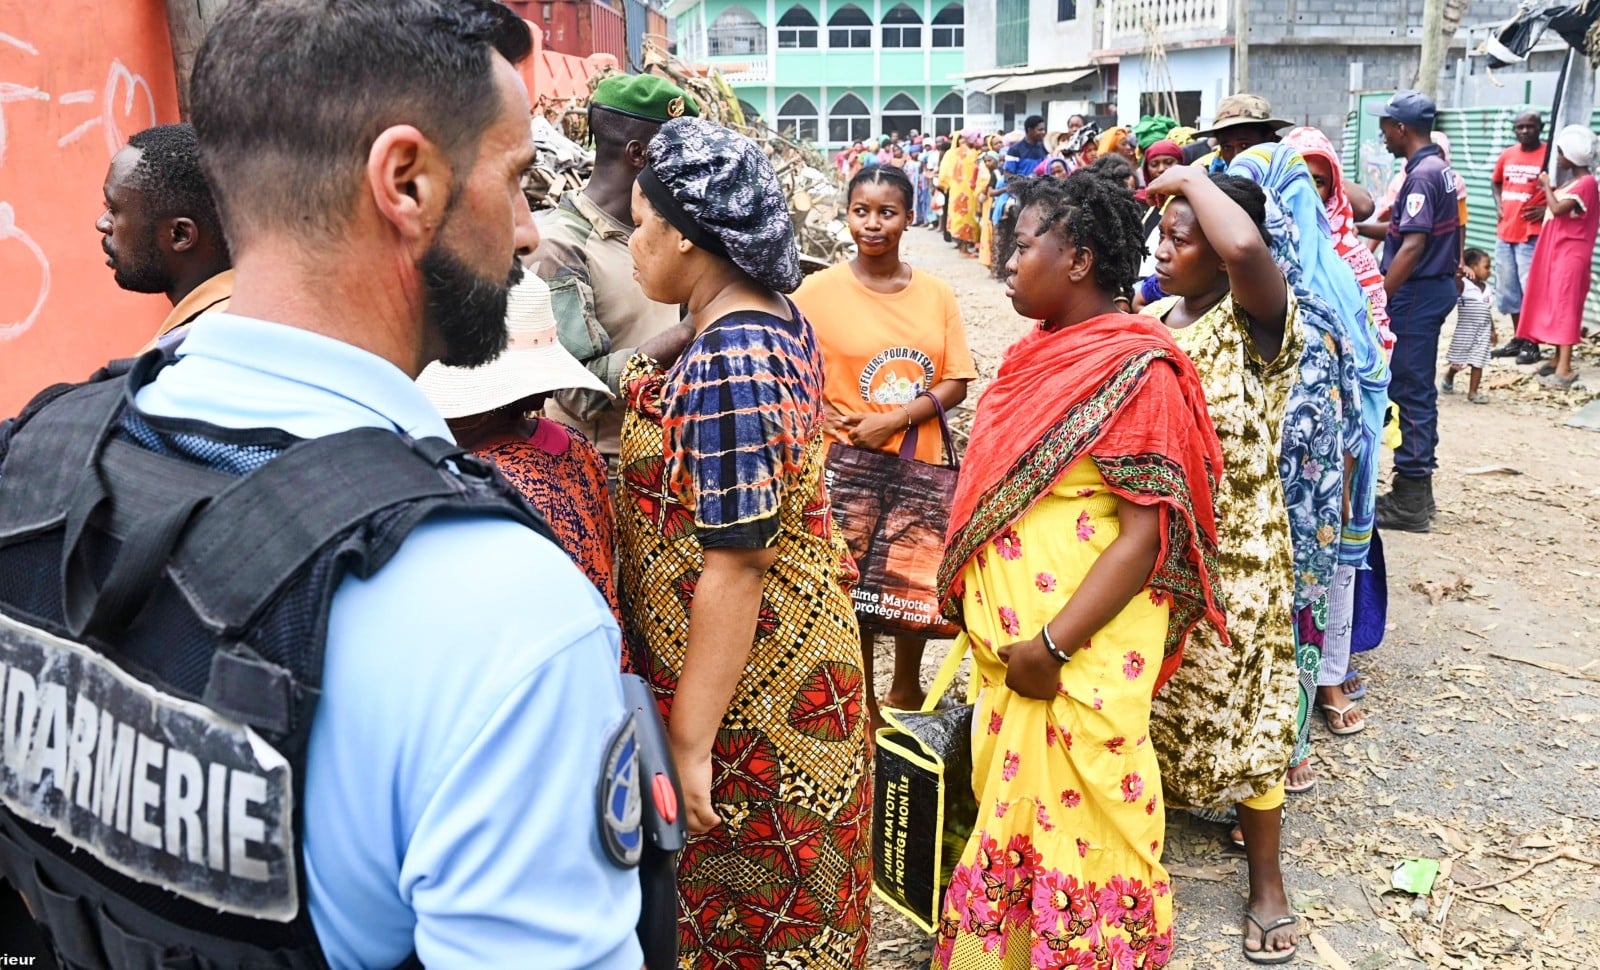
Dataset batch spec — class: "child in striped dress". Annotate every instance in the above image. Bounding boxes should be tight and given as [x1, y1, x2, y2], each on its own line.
[1443, 248, 1494, 404]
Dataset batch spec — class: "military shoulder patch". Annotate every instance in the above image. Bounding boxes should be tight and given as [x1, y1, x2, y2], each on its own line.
[597, 712, 643, 868]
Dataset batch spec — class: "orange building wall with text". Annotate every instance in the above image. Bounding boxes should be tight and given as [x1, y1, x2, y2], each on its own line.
[0, 0, 181, 415]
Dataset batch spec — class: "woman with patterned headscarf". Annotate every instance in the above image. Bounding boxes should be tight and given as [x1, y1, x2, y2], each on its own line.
[618, 117, 870, 968]
[1225, 143, 1390, 795]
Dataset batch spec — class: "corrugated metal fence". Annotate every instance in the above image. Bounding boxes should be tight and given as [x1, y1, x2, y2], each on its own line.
[1342, 102, 1600, 334]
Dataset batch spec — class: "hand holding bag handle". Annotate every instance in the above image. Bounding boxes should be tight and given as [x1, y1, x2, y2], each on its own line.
[897, 389, 960, 469]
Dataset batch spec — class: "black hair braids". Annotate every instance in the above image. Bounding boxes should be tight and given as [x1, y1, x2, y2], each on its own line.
[1008, 168, 1148, 296]
[846, 162, 915, 210]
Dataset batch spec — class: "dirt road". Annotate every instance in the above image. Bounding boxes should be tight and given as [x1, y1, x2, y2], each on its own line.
[865, 229, 1600, 970]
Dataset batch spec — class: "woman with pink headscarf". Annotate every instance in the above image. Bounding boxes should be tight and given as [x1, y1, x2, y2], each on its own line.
[1282, 126, 1395, 351]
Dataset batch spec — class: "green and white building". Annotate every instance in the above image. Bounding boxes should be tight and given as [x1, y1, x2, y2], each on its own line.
[665, 0, 967, 147]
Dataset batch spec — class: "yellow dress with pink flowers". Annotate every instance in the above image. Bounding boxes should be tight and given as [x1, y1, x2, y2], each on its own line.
[935, 458, 1174, 970]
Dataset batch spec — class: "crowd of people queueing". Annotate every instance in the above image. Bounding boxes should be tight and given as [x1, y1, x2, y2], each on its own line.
[10, 3, 1599, 962]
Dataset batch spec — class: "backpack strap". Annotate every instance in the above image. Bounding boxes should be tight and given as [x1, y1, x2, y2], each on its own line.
[170, 427, 553, 636]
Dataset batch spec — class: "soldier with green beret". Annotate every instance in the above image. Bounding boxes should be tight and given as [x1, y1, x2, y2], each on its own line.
[530, 74, 701, 461]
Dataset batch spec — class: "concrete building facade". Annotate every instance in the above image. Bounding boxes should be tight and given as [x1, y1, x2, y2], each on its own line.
[666, 0, 966, 147]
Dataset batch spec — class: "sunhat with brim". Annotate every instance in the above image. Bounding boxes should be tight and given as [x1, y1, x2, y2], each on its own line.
[416, 275, 612, 419]
[1193, 94, 1292, 138]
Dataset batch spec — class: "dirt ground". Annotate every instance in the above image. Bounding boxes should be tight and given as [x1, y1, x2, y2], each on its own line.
[865, 230, 1600, 970]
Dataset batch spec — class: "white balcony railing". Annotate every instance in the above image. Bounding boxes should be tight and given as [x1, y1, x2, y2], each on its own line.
[1103, 0, 1229, 48]
[718, 56, 771, 82]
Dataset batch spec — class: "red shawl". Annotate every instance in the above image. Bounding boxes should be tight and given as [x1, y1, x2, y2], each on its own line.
[937, 313, 1228, 691]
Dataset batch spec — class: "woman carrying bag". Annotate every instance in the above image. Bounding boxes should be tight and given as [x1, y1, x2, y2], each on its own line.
[795, 164, 977, 731]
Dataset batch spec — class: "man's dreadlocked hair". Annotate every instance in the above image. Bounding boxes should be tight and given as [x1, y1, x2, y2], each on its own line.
[1007, 168, 1147, 295]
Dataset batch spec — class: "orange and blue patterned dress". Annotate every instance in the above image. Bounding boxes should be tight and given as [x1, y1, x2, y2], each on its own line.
[615, 305, 872, 969]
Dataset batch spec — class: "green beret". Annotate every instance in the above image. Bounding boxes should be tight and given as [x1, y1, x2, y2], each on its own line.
[590, 74, 699, 124]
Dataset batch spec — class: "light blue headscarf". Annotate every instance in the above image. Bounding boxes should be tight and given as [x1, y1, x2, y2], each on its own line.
[1227, 143, 1389, 569]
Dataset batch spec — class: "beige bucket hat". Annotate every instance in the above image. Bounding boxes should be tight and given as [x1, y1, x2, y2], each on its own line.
[416, 274, 611, 419]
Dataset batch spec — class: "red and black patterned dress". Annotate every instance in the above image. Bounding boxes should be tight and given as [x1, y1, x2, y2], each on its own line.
[615, 307, 872, 969]
[478, 418, 619, 626]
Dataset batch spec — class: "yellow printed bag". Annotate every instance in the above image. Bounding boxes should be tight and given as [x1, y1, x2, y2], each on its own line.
[871, 636, 978, 933]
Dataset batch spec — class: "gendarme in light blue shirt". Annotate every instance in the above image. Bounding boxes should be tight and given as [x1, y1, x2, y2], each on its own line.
[136, 313, 643, 969]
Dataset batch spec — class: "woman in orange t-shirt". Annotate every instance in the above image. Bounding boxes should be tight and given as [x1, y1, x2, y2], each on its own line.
[794, 163, 978, 728]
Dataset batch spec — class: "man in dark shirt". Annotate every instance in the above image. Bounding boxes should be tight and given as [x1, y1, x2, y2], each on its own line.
[1004, 114, 1048, 175]
[1369, 90, 1461, 532]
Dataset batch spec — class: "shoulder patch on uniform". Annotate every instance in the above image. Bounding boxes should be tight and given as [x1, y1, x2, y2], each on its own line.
[1405, 192, 1425, 218]
[597, 712, 643, 868]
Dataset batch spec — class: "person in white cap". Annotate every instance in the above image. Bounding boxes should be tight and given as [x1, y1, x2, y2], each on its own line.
[418, 274, 621, 617]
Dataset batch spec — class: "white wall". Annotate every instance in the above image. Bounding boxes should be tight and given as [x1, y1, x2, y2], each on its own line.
[1115, 46, 1231, 126]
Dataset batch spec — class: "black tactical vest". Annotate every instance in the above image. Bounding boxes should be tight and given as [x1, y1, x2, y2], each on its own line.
[0, 351, 558, 969]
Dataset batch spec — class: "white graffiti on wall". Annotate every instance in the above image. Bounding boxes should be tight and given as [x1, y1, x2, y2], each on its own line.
[0, 202, 50, 340]
[0, 37, 155, 341]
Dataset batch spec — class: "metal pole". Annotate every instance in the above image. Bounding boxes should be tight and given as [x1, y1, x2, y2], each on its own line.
[1233, 0, 1250, 91]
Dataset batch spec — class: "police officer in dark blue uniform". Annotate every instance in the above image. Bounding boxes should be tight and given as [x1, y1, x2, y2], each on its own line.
[1367, 90, 1461, 532]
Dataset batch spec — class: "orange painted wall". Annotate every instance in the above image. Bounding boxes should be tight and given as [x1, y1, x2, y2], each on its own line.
[0, 0, 180, 416]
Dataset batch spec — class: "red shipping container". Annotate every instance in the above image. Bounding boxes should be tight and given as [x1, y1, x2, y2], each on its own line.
[506, 0, 626, 67]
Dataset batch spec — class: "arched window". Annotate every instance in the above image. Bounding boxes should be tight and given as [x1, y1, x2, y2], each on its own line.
[777, 6, 819, 48]
[777, 93, 819, 142]
[827, 4, 872, 48]
[881, 4, 923, 47]
[931, 4, 963, 47]
[881, 93, 922, 137]
[708, 6, 766, 55]
[828, 93, 871, 144]
[932, 91, 964, 137]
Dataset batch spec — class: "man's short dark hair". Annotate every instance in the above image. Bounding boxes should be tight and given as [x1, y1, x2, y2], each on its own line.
[190, 0, 532, 245]
[125, 123, 226, 245]
[588, 105, 666, 157]
[1024, 115, 1045, 131]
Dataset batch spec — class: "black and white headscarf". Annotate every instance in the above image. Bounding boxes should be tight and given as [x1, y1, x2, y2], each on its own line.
[640, 118, 802, 294]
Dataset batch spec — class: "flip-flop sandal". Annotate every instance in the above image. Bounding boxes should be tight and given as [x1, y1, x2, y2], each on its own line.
[1285, 759, 1317, 795]
[1318, 702, 1366, 735]
[1538, 362, 1557, 376]
[1341, 670, 1366, 700]
[1242, 910, 1300, 965]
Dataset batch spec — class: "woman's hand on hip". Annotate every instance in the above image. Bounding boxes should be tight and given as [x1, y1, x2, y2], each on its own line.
[997, 637, 1062, 701]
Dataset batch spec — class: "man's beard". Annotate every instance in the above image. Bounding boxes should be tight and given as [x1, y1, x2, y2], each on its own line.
[110, 228, 168, 294]
[421, 240, 524, 369]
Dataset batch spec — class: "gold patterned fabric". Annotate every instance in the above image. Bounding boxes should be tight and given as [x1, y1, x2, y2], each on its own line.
[1143, 293, 1302, 809]
[615, 336, 872, 969]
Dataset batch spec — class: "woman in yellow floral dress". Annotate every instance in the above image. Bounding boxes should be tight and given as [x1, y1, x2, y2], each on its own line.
[1141, 164, 1303, 963]
[949, 130, 984, 255]
[934, 171, 1226, 969]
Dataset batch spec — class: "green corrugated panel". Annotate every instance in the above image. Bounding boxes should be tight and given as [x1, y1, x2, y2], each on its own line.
[1339, 101, 1600, 335]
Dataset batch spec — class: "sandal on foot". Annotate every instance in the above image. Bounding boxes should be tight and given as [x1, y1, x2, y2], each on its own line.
[1538, 362, 1556, 377]
[1341, 670, 1366, 700]
[1318, 702, 1366, 735]
[1243, 910, 1300, 965]
[1285, 759, 1318, 794]
[1468, 392, 1489, 404]
[1539, 371, 1579, 389]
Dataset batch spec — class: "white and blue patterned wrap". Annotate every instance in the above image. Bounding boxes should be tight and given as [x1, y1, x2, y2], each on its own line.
[644, 117, 803, 294]
[1227, 144, 1388, 570]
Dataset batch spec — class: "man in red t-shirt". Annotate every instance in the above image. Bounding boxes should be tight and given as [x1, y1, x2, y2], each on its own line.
[1489, 111, 1547, 360]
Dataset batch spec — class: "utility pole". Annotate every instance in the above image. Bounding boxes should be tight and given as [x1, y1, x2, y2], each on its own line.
[1233, 0, 1250, 92]
[1415, 0, 1446, 100]
[163, 0, 230, 117]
